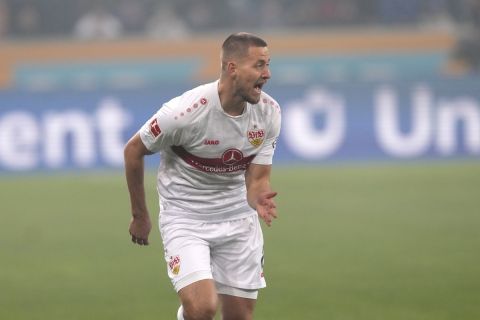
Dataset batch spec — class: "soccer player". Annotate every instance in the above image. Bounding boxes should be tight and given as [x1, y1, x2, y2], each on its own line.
[124, 32, 281, 320]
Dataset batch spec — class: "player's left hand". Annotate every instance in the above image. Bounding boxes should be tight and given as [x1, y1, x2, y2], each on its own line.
[256, 191, 278, 227]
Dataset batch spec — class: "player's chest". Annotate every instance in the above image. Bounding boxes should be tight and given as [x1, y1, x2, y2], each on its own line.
[186, 113, 267, 157]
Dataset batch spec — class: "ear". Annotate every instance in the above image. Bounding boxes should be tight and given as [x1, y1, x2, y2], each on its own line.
[227, 61, 237, 75]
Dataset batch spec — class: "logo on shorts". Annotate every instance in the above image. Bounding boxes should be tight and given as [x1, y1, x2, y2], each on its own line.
[168, 255, 181, 275]
[272, 138, 278, 149]
[260, 251, 265, 278]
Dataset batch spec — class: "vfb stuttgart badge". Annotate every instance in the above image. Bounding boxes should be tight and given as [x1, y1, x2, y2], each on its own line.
[247, 128, 265, 147]
[168, 255, 181, 275]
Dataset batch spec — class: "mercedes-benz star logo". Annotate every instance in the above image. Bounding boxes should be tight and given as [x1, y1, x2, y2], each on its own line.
[222, 149, 244, 165]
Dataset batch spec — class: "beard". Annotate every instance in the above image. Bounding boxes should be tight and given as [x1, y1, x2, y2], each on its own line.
[238, 86, 261, 105]
[243, 94, 261, 104]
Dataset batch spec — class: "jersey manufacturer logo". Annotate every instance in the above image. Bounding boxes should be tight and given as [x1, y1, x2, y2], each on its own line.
[247, 128, 265, 147]
[204, 139, 220, 145]
[260, 252, 265, 278]
[272, 137, 278, 149]
[149, 118, 161, 137]
[222, 149, 243, 165]
[168, 255, 181, 275]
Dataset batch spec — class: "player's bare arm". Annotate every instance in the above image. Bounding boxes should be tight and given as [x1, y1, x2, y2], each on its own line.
[124, 133, 154, 245]
[245, 163, 277, 226]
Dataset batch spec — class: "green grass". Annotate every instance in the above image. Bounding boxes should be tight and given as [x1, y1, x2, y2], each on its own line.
[1, 162, 480, 319]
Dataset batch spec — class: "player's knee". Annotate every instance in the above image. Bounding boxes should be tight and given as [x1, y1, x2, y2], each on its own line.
[183, 296, 218, 320]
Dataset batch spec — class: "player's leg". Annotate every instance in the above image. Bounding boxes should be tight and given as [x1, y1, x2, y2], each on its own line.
[211, 214, 266, 319]
[217, 284, 257, 320]
[219, 294, 256, 320]
[160, 215, 218, 320]
[177, 279, 218, 320]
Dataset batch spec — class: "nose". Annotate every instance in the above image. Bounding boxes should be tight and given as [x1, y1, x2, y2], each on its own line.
[262, 66, 271, 79]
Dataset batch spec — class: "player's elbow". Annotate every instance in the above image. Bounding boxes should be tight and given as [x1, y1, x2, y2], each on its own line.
[124, 134, 151, 163]
[124, 136, 136, 158]
[123, 140, 134, 163]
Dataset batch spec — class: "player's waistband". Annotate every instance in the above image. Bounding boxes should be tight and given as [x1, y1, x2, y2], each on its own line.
[158, 208, 257, 224]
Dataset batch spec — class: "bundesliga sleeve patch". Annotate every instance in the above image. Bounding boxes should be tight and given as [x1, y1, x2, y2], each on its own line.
[149, 118, 161, 137]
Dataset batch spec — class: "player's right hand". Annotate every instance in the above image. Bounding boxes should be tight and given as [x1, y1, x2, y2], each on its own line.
[129, 215, 152, 246]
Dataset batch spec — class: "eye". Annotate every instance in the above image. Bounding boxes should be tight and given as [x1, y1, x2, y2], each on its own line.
[256, 61, 266, 69]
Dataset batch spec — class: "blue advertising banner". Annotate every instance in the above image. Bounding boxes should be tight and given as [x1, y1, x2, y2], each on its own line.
[1, 79, 479, 172]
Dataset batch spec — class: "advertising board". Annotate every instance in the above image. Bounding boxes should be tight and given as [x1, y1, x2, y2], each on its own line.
[1, 79, 479, 172]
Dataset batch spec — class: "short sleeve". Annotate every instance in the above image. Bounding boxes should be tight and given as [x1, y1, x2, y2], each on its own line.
[252, 104, 281, 165]
[139, 97, 183, 153]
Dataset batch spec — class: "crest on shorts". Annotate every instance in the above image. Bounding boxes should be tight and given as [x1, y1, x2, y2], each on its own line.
[247, 127, 265, 148]
[168, 255, 181, 275]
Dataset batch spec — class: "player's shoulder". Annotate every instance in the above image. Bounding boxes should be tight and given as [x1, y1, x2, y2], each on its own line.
[166, 81, 215, 109]
[158, 81, 216, 128]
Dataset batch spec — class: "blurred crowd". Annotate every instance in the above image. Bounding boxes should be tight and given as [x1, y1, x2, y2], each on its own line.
[0, 0, 479, 40]
[0, 0, 479, 72]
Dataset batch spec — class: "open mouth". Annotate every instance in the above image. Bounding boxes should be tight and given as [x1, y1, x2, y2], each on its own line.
[254, 83, 264, 93]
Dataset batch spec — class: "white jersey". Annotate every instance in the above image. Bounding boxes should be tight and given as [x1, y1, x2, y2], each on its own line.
[139, 80, 281, 222]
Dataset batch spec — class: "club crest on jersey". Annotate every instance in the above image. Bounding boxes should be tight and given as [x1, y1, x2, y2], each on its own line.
[168, 255, 181, 275]
[247, 128, 265, 147]
[149, 118, 161, 137]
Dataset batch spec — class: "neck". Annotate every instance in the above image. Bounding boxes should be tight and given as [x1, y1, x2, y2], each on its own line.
[218, 79, 246, 116]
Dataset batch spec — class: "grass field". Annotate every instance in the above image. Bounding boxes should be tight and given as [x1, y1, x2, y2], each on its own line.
[1, 162, 480, 320]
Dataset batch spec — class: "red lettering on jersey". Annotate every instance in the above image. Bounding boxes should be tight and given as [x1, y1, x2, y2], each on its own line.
[204, 139, 220, 145]
[248, 130, 265, 139]
[149, 119, 161, 137]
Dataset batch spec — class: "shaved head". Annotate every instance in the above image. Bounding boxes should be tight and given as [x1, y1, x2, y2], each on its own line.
[221, 32, 268, 70]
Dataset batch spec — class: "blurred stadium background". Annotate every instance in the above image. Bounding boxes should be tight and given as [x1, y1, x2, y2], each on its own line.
[1, 1, 480, 319]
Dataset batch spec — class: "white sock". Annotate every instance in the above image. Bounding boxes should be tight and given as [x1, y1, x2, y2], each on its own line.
[177, 305, 184, 320]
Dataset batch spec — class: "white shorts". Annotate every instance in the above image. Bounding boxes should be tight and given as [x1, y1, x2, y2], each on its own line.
[159, 213, 266, 298]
